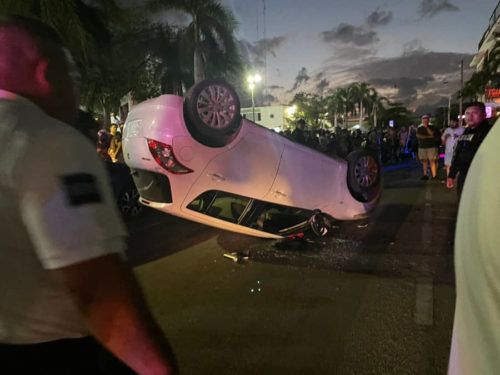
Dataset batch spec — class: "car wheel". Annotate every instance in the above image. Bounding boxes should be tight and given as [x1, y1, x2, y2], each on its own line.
[117, 186, 143, 217]
[346, 150, 381, 203]
[184, 78, 242, 147]
[309, 211, 332, 237]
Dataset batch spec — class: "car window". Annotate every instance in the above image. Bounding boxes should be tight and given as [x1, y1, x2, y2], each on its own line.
[247, 203, 312, 234]
[187, 191, 250, 223]
[187, 191, 312, 233]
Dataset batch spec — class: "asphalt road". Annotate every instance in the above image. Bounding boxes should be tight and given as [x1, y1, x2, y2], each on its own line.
[124, 161, 458, 375]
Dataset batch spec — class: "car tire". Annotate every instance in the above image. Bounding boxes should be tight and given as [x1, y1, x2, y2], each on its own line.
[117, 185, 143, 217]
[309, 211, 332, 237]
[184, 78, 242, 147]
[346, 150, 381, 203]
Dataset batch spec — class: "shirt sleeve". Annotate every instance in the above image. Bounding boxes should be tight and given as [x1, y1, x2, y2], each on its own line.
[15, 122, 127, 269]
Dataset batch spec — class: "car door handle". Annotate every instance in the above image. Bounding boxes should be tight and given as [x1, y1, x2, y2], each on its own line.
[208, 173, 225, 182]
[273, 190, 287, 197]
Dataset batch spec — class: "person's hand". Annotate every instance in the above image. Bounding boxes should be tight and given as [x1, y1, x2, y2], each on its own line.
[446, 178, 455, 189]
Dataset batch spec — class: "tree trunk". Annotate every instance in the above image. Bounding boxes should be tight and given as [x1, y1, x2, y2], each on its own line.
[101, 98, 111, 129]
[193, 20, 205, 83]
[194, 47, 205, 83]
[359, 101, 363, 127]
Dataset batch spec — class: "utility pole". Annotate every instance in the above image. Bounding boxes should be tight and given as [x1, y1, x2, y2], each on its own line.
[448, 95, 451, 127]
[459, 59, 464, 126]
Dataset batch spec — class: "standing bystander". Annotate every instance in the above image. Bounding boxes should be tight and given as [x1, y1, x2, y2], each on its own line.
[416, 114, 438, 180]
[448, 117, 500, 374]
[446, 102, 492, 197]
[441, 119, 464, 178]
[0, 16, 177, 374]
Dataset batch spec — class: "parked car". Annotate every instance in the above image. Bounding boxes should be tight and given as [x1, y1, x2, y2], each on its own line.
[75, 110, 143, 218]
[105, 161, 143, 218]
[122, 79, 381, 239]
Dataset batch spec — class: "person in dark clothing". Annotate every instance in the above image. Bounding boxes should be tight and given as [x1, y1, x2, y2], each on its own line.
[446, 102, 492, 198]
[416, 114, 439, 180]
[291, 118, 307, 144]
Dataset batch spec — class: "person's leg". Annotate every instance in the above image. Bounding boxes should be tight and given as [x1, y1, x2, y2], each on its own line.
[430, 159, 438, 178]
[418, 148, 428, 178]
[421, 159, 429, 177]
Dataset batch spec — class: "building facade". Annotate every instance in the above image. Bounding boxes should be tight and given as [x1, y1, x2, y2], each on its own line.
[470, 1, 500, 116]
[241, 105, 289, 131]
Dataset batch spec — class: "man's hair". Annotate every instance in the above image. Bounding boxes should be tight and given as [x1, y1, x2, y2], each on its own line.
[465, 101, 486, 114]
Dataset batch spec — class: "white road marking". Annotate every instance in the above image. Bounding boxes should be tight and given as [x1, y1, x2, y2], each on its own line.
[415, 186, 434, 325]
[414, 277, 434, 325]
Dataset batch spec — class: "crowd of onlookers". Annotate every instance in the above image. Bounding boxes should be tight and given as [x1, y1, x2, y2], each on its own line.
[96, 123, 124, 163]
[279, 121, 424, 165]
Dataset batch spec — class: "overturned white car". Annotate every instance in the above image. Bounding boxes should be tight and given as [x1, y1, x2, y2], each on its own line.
[122, 79, 381, 239]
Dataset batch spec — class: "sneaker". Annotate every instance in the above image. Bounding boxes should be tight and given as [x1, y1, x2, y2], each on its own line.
[421, 175, 429, 181]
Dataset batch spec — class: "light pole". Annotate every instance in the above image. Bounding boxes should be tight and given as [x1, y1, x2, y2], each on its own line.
[247, 73, 262, 122]
[448, 95, 451, 127]
[459, 59, 464, 126]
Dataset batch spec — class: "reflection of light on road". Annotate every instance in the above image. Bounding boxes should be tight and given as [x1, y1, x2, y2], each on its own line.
[250, 280, 262, 293]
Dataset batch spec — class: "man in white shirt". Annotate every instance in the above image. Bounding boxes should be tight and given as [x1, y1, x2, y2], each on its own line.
[441, 119, 464, 177]
[448, 118, 500, 374]
[0, 16, 177, 374]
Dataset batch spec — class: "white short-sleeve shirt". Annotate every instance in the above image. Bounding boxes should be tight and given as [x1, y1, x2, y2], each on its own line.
[0, 91, 127, 343]
[448, 120, 500, 374]
[442, 126, 465, 165]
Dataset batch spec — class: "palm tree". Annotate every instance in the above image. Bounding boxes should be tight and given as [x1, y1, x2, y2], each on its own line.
[149, 0, 242, 83]
[367, 88, 387, 128]
[325, 88, 346, 128]
[348, 82, 373, 127]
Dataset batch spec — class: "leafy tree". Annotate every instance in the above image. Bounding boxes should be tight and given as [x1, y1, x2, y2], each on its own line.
[0, 0, 119, 64]
[290, 92, 327, 128]
[379, 102, 412, 128]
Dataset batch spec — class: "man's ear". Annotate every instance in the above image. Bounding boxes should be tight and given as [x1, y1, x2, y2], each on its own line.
[33, 58, 51, 94]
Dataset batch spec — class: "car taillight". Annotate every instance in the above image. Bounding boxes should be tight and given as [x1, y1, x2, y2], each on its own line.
[147, 139, 193, 174]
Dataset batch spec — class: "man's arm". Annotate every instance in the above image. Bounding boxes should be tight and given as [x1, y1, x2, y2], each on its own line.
[51, 254, 178, 375]
[416, 128, 434, 139]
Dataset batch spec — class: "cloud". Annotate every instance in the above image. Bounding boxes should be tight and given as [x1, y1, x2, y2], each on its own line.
[320, 23, 379, 46]
[419, 0, 459, 18]
[289, 67, 310, 92]
[402, 39, 429, 56]
[365, 8, 393, 27]
[251, 36, 288, 58]
[325, 45, 377, 64]
[316, 78, 330, 94]
[281, 51, 474, 110]
[238, 36, 288, 67]
[369, 76, 434, 102]
[263, 94, 278, 103]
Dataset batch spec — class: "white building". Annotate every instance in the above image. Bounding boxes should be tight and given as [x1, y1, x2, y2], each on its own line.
[241, 105, 289, 131]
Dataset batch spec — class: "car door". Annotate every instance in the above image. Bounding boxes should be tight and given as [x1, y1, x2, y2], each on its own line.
[264, 143, 334, 210]
[191, 131, 284, 200]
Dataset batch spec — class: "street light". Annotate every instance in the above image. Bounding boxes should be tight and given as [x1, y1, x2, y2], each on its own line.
[247, 73, 262, 122]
